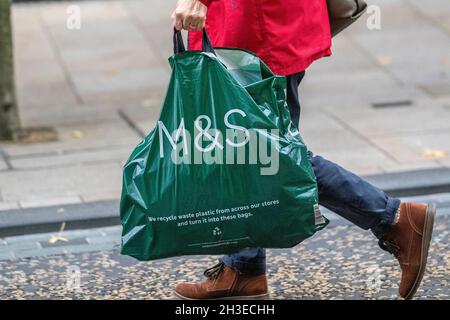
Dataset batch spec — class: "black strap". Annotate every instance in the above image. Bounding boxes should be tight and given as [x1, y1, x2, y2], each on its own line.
[173, 28, 216, 55]
[173, 28, 186, 54]
[201, 28, 216, 55]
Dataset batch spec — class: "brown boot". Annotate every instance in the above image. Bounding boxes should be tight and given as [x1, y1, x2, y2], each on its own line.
[378, 202, 436, 300]
[175, 260, 269, 300]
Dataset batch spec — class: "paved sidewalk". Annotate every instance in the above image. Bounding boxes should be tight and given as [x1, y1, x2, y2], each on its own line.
[0, 0, 450, 210]
[0, 193, 448, 299]
[1, 192, 450, 261]
[0, 215, 448, 300]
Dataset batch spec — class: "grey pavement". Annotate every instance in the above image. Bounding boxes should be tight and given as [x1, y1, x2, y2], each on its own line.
[0, 212, 448, 300]
[0, 0, 449, 211]
[0, 192, 449, 261]
[0, 192, 448, 300]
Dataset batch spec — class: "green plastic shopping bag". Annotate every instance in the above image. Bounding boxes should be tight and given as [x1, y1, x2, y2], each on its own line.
[120, 30, 328, 261]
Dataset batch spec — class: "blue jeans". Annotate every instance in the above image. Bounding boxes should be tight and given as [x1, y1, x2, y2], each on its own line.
[222, 71, 401, 275]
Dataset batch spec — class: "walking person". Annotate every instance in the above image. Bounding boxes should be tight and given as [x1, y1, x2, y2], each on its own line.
[171, 0, 436, 300]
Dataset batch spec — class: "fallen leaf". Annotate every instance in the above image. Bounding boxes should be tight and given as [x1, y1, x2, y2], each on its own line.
[421, 149, 448, 159]
[141, 99, 153, 108]
[376, 55, 393, 66]
[48, 236, 68, 244]
[103, 69, 119, 76]
[71, 130, 84, 139]
[441, 57, 450, 66]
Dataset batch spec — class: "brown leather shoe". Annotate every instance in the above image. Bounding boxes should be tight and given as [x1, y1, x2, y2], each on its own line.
[378, 202, 436, 300]
[175, 261, 269, 300]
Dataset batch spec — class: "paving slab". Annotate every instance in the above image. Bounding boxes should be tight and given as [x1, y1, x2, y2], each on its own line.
[20, 196, 83, 209]
[0, 202, 20, 211]
[79, 191, 121, 203]
[408, 0, 450, 16]
[11, 4, 57, 62]
[325, 103, 450, 138]
[302, 128, 380, 154]
[369, 130, 450, 163]
[117, 104, 169, 137]
[39, 0, 130, 24]
[301, 78, 427, 111]
[18, 103, 123, 128]
[0, 158, 7, 171]
[9, 145, 132, 170]
[407, 0, 450, 37]
[380, 159, 443, 174]
[351, 24, 450, 88]
[124, 0, 175, 61]
[0, 163, 122, 202]
[125, 0, 174, 28]
[365, 168, 450, 197]
[420, 81, 450, 98]
[15, 59, 79, 111]
[0, 241, 40, 254]
[317, 147, 394, 176]
[1, 118, 140, 157]
[0, 200, 120, 237]
[71, 65, 168, 97]
[438, 158, 450, 169]
[3, 228, 105, 245]
[309, 35, 376, 74]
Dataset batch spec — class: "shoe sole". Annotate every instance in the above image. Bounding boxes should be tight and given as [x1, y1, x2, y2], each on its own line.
[174, 291, 270, 300]
[404, 203, 436, 300]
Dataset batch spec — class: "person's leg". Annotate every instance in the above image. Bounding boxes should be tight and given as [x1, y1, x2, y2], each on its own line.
[221, 248, 266, 275]
[311, 154, 399, 238]
[307, 153, 435, 299]
[286, 71, 436, 300]
[286, 71, 400, 238]
[286, 71, 306, 126]
[220, 70, 400, 276]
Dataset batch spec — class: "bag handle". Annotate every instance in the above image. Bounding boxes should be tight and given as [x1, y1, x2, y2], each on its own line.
[173, 28, 186, 54]
[173, 28, 216, 55]
[201, 28, 216, 55]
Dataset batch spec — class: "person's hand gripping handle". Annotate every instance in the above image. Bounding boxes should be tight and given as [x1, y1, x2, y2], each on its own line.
[171, 0, 207, 31]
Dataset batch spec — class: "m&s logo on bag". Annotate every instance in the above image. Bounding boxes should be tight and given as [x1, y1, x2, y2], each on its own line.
[157, 109, 280, 175]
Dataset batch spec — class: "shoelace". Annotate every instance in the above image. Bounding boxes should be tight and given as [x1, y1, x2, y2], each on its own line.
[203, 260, 225, 280]
[378, 239, 400, 258]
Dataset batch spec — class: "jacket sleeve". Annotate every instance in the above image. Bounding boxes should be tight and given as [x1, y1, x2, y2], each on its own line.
[199, 0, 217, 7]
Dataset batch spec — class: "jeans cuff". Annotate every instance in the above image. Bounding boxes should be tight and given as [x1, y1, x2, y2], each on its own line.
[221, 255, 266, 275]
[371, 197, 401, 239]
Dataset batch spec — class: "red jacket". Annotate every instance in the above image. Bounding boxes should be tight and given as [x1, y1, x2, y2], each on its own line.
[188, 0, 332, 76]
